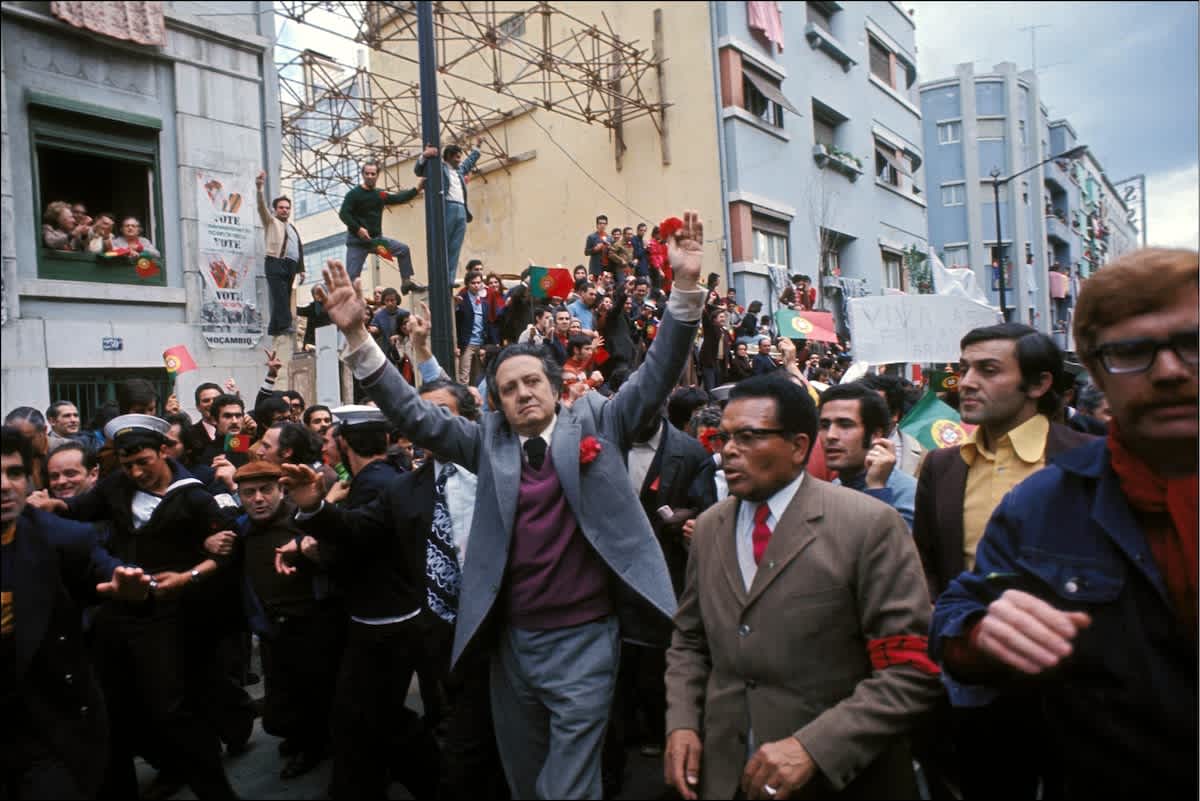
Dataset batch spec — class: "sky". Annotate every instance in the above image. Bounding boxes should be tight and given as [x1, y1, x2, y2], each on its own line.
[909, 1, 1199, 250]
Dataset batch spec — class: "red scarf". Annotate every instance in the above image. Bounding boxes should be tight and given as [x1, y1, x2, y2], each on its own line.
[1107, 424, 1198, 632]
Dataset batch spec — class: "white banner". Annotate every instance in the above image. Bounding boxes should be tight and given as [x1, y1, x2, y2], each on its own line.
[196, 170, 263, 349]
[848, 294, 1000, 364]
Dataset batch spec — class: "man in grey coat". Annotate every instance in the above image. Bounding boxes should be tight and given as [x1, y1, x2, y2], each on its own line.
[289, 212, 708, 800]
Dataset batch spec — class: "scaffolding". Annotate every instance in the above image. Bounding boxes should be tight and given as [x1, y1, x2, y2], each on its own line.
[276, 1, 671, 208]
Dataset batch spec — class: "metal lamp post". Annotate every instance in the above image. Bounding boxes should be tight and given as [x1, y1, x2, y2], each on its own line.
[989, 144, 1088, 322]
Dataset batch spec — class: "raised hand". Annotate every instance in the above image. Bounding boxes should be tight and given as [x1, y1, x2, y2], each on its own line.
[312, 259, 369, 341]
[255, 170, 266, 190]
[279, 463, 324, 512]
[667, 210, 704, 291]
[410, 301, 432, 361]
[264, 348, 283, 378]
[423, 144, 438, 159]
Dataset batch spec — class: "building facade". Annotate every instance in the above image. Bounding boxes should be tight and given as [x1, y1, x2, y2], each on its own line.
[1, 1, 282, 420]
[711, 0, 930, 337]
[920, 61, 1137, 338]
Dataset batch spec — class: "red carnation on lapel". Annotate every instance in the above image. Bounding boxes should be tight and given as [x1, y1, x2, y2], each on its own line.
[579, 436, 602, 465]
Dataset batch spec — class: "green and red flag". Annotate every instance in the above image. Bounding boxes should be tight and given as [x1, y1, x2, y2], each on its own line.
[369, 239, 395, 262]
[224, 433, 252, 453]
[529, 266, 573, 300]
[162, 345, 198, 378]
[135, 254, 160, 279]
[899, 390, 976, 451]
[97, 247, 133, 263]
[774, 309, 839, 343]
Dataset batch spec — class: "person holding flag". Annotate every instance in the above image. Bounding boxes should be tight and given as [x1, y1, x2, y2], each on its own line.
[338, 161, 425, 291]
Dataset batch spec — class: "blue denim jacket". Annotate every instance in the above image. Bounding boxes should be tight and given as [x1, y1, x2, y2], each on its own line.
[930, 438, 1197, 797]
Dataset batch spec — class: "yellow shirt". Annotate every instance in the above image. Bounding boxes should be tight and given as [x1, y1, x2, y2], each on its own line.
[960, 414, 1050, 570]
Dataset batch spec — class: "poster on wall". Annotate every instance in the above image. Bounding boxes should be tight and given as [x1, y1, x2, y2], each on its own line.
[196, 170, 263, 348]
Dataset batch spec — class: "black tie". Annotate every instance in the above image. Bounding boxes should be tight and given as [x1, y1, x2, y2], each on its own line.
[524, 437, 547, 470]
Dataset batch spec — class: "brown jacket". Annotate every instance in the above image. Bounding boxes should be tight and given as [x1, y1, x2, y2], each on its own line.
[912, 421, 1096, 600]
[665, 476, 942, 799]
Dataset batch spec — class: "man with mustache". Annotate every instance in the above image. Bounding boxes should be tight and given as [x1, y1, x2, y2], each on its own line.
[930, 249, 1198, 798]
[911, 321, 1093, 798]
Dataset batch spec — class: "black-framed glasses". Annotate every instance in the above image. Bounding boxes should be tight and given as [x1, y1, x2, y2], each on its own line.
[1090, 331, 1199, 375]
[708, 427, 789, 448]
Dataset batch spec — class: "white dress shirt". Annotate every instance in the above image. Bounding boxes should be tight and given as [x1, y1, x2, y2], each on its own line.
[446, 168, 465, 205]
[733, 472, 804, 591]
[627, 424, 663, 495]
[434, 458, 478, 567]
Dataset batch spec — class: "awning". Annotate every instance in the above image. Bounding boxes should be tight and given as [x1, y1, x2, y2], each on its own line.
[743, 70, 802, 117]
[872, 124, 922, 171]
[877, 146, 911, 177]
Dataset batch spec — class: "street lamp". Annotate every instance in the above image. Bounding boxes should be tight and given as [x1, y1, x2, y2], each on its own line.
[989, 144, 1087, 321]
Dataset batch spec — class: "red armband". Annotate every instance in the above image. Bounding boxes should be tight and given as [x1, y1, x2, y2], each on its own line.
[867, 635, 941, 675]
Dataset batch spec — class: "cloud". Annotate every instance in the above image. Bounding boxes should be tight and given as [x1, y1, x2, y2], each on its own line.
[909, 2, 1198, 184]
[1145, 164, 1200, 250]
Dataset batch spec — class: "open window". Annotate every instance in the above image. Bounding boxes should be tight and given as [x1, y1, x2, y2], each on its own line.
[742, 65, 799, 129]
[30, 94, 165, 286]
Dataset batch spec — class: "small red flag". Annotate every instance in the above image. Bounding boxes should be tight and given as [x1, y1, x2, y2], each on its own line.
[135, 255, 161, 279]
[529, 266, 573, 300]
[162, 346, 197, 377]
[369, 239, 395, 262]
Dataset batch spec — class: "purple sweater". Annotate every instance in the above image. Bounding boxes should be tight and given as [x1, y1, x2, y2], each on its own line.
[505, 447, 613, 630]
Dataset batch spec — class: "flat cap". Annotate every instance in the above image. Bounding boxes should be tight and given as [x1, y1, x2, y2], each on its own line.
[234, 460, 283, 483]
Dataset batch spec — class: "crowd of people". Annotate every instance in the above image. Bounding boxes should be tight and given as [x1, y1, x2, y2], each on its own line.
[4, 200, 1196, 801]
[41, 200, 159, 258]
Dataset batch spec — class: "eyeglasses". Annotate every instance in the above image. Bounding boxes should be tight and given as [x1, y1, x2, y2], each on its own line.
[707, 427, 789, 448]
[1089, 331, 1199, 375]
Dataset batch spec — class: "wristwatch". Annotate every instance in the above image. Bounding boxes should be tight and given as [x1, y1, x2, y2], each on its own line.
[190, 568, 201, 583]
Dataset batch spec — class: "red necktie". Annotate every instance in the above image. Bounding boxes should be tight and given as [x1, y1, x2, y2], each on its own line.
[752, 503, 772, 565]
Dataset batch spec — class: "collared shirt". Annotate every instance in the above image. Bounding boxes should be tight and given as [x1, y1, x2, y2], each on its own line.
[282, 222, 301, 262]
[518, 415, 558, 462]
[446, 168, 465, 205]
[734, 472, 805, 591]
[470, 292, 486, 345]
[433, 458, 478, 567]
[627, 423, 664, 495]
[567, 299, 595, 331]
[960, 413, 1050, 569]
[202, 419, 216, 440]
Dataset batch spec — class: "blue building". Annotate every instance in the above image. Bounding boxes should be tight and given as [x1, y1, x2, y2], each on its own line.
[710, 1, 929, 338]
[920, 62, 1137, 337]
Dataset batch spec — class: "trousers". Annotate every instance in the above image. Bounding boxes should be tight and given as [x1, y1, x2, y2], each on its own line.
[264, 255, 299, 335]
[445, 201, 468, 286]
[345, 236, 414, 281]
[490, 616, 620, 800]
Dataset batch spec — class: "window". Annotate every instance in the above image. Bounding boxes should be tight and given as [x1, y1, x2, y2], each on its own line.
[30, 97, 166, 286]
[868, 36, 893, 87]
[49, 368, 173, 428]
[806, 1, 833, 31]
[937, 121, 961, 144]
[813, 116, 837, 149]
[742, 66, 786, 128]
[875, 143, 904, 187]
[1018, 119, 1027, 145]
[752, 216, 789, 268]
[498, 12, 525, 40]
[943, 246, 969, 268]
[882, 250, 905, 291]
[977, 118, 1006, 139]
[941, 184, 965, 206]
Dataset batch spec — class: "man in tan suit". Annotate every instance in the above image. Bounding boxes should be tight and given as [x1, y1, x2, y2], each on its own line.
[664, 373, 942, 799]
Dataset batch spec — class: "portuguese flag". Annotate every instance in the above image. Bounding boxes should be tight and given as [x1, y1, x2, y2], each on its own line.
[224, 433, 252, 453]
[135, 255, 161, 279]
[529, 266, 573, 300]
[162, 345, 198, 377]
[899, 391, 976, 451]
[927, 369, 961, 393]
[369, 239, 395, 262]
[774, 309, 839, 343]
